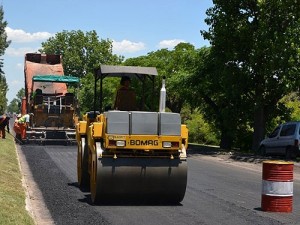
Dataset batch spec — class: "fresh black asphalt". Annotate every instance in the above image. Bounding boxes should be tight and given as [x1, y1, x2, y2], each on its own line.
[19, 143, 300, 225]
[20, 144, 110, 225]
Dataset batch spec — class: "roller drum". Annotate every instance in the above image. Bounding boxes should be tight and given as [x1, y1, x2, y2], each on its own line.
[91, 157, 187, 204]
[77, 138, 90, 190]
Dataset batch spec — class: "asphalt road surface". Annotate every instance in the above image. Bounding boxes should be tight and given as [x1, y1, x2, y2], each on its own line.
[18, 144, 300, 225]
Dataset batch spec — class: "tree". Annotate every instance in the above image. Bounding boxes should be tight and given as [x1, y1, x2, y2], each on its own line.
[40, 30, 123, 113]
[0, 6, 11, 114]
[185, 46, 247, 149]
[199, 0, 300, 150]
[16, 88, 25, 102]
[249, 1, 300, 150]
[125, 43, 198, 113]
[7, 88, 25, 113]
[184, 107, 219, 145]
[0, 75, 7, 114]
[7, 98, 19, 113]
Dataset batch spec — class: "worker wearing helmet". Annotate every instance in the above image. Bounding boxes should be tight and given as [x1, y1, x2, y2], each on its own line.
[13, 113, 33, 140]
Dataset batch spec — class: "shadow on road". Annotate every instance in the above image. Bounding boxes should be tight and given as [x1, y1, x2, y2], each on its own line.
[68, 181, 184, 207]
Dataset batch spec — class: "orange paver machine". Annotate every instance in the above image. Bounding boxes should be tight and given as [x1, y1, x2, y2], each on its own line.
[14, 53, 80, 144]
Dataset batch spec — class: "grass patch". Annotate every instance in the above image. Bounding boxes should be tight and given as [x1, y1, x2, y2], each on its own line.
[0, 133, 34, 225]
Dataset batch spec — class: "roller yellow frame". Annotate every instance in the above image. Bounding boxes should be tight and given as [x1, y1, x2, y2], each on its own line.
[76, 65, 188, 204]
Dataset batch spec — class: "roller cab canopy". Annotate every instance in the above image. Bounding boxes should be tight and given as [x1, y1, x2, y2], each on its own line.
[94, 65, 158, 112]
[96, 65, 158, 80]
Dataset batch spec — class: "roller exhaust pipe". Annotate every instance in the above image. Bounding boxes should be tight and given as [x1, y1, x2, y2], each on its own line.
[159, 76, 166, 112]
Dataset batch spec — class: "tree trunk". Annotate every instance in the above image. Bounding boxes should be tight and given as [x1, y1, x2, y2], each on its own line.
[166, 99, 183, 113]
[252, 106, 266, 151]
[220, 129, 233, 150]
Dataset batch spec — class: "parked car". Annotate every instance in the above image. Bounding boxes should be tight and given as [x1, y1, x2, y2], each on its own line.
[259, 121, 300, 159]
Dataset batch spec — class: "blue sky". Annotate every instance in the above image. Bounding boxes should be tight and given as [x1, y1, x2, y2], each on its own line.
[2, 0, 213, 103]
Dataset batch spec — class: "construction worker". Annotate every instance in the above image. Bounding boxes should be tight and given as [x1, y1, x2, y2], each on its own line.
[13, 114, 22, 139]
[14, 113, 33, 140]
[114, 76, 137, 111]
[18, 113, 32, 125]
[0, 115, 10, 139]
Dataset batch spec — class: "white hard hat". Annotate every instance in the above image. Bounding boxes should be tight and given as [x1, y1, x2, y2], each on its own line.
[17, 114, 22, 118]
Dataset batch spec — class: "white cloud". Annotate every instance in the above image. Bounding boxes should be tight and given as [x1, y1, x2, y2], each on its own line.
[10, 79, 23, 86]
[16, 63, 23, 68]
[112, 40, 146, 54]
[6, 47, 39, 57]
[158, 39, 186, 49]
[5, 27, 53, 43]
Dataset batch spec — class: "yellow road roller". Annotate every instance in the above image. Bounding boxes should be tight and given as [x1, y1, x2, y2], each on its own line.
[76, 65, 188, 203]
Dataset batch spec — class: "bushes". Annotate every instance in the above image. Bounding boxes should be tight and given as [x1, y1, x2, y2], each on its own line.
[184, 109, 219, 145]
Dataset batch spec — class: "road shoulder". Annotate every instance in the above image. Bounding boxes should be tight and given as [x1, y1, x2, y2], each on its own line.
[16, 143, 55, 225]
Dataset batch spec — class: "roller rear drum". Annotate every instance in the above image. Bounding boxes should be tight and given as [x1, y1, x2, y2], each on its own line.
[90, 155, 187, 204]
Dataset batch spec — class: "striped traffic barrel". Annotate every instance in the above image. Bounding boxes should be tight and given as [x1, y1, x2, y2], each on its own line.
[261, 160, 293, 212]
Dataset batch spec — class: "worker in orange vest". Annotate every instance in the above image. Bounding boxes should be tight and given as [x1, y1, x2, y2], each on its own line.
[13, 113, 33, 140]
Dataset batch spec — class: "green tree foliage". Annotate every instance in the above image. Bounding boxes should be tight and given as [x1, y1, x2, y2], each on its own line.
[7, 98, 19, 113]
[16, 88, 25, 102]
[0, 75, 8, 114]
[0, 6, 11, 114]
[263, 92, 300, 133]
[77, 73, 119, 114]
[184, 107, 219, 145]
[197, 0, 300, 150]
[125, 44, 222, 145]
[282, 93, 300, 122]
[125, 43, 198, 113]
[185, 46, 244, 149]
[7, 88, 25, 113]
[40, 30, 123, 113]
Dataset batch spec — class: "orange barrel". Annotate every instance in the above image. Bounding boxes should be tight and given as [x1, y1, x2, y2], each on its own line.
[261, 160, 293, 212]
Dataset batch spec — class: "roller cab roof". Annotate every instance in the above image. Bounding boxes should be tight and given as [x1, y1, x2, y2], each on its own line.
[95, 65, 158, 112]
[96, 65, 158, 80]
